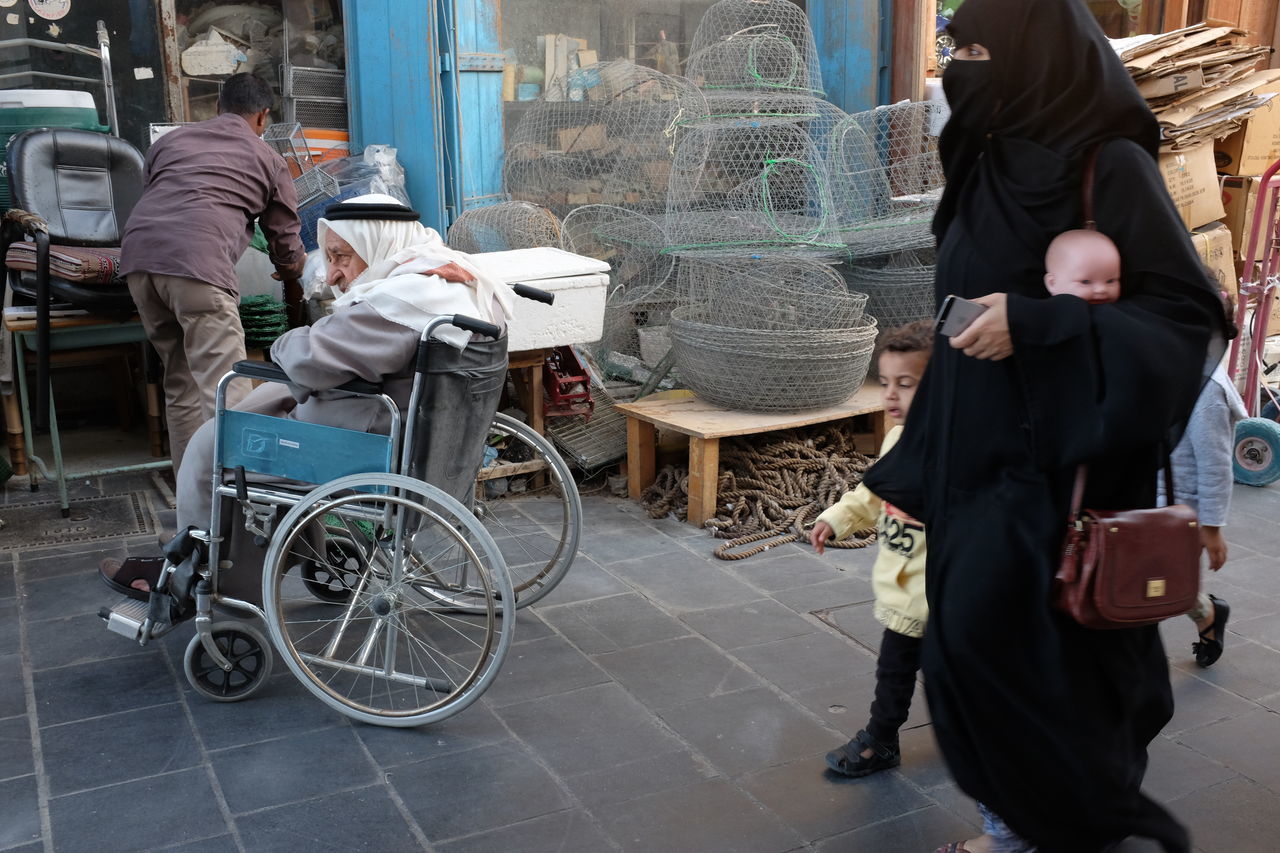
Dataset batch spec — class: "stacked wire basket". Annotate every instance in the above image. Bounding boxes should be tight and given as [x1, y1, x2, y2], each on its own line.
[670, 256, 876, 412]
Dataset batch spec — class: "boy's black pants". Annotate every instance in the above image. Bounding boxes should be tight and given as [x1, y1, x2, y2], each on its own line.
[867, 627, 923, 746]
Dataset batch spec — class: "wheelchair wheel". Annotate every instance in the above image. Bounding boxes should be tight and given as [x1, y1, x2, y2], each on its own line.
[298, 525, 366, 603]
[472, 412, 582, 609]
[261, 473, 514, 727]
[1234, 417, 1280, 486]
[183, 621, 274, 702]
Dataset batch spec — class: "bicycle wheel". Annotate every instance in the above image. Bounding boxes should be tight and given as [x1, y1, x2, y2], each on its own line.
[261, 473, 514, 727]
[473, 412, 582, 608]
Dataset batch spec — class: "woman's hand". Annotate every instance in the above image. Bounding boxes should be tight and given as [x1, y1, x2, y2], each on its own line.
[1201, 526, 1227, 571]
[809, 521, 835, 555]
[950, 293, 1013, 361]
[427, 261, 475, 283]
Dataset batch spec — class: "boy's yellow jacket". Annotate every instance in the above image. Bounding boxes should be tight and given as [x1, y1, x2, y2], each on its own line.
[814, 425, 928, 638]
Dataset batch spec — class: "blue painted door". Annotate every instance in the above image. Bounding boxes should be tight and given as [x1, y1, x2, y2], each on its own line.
[453, 0, 506, 213]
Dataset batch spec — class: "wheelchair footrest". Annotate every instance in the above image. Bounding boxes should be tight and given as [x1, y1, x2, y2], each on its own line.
[99, 598, 178, 643]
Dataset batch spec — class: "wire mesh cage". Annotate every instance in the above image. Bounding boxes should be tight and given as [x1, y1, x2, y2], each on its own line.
[676, 253, 866, 330]
[262, 122, 314, 175]
[829, 101, 946, 257]
[685, 0, 824, 96]
[447, 202, 563, 253]
[841, 248, 937, 330]
[662, 96, 847, 253]
[670, 308, 877, 413]
[503, 60, 706, 219]
[667, 255, 875, 413]
[561, 205, 680, 371]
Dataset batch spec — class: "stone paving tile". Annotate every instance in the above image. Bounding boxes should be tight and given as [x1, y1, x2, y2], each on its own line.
[483, 633, 611, 708]
[536, 591, 690, 655]
[1168, 775, 1280, 852]
[731, 630, 879, 695]
[15, 539, 121, 581]
[528, 553, 630, 606]
[210, 727, 380, 814]
[32, 653, 178, 727]
[40, 702, 199, 797]
[355, 702, 509, 769]
[1176, 707, 1280, 794]
[593, 777, 803, 853]
[1171, 640, 1280, 702]
[740, 756, 932, 843]
[1162, 667, 1260, 736]
[560, 749, 715, 811]
[0, 715, 33, 782]
[183, 673, 346, 752]
[718, 546, 852, 593]
[0, 775, 40, 849]
[815, 804, 979, 853]
[496, 683, 685, 778]
[235, 786, 423, 852]
[657, 686, 837, 778]
[0, 560, 15, 599]
[791, 675, 931, 743]
[47, 767, 226, 853]
[605, 548, 763, 613]
[25, 611, 152, 671]
[0, 654, 26, 719]
[387, 740, 570, 842]
[0, 598, 17, 653]
[20, 566, 116, 624]
[157, 835, 240, 853]
[769, 575, 876, 615]
[679, 598, 821, 651]
[592, 635, 763, 711]
[1143, 734, 1239, 804]
[435, 809, 617, 853]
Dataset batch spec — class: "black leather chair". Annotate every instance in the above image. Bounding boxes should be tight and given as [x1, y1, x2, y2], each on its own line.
[2, 128, 145, 430]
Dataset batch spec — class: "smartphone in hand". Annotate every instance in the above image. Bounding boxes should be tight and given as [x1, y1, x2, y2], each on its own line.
[935, 295, 988, 337]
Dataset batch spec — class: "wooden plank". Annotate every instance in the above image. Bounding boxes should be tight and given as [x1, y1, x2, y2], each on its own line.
[476, 458, 549, 481]
[626, 417, 657, 500]
[3, 313, 142, 332]
[890, 0, 927, 104]
[1164, 0, 1191, 31]
[686, 436, 720, 527]
[615, 385, 884, 440]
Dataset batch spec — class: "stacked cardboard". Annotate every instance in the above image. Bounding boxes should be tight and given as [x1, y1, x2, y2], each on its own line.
[1114, 23, 1277, 153]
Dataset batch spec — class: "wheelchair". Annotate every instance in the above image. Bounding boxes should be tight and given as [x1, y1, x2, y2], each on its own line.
[100, 294, 577, 727]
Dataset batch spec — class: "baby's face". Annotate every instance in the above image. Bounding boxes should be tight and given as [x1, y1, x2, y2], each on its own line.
[1044, 252, 1120, 305]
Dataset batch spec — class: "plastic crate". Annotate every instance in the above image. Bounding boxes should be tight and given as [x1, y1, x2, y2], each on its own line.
[298, 182, 384, 251]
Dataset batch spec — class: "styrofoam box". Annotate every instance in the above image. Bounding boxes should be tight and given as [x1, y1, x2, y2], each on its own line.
[473, 247, 610, 351]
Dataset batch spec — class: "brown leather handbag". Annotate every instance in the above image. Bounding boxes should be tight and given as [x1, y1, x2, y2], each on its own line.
[1054, 464, 1201, 629]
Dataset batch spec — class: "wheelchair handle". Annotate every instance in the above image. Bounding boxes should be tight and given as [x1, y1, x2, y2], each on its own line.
[442, 313, 502, 340]
[511, 282, 555, 305]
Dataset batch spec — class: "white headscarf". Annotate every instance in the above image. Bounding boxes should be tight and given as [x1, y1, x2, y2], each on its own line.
[316, 193, 513, 349]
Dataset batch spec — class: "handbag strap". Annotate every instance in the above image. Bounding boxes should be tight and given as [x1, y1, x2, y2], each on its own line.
[1081, 143, 1102, 231]
[1070, 458, 1177, 520]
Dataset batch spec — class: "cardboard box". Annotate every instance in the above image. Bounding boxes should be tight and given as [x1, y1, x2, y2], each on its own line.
[1221, 175, 1262, 255]
[1214, 85, 1280, 176]
[557, 123, 607, 154]
[1158, 142, 1228, 230]
[1189, 222, 1237, 297]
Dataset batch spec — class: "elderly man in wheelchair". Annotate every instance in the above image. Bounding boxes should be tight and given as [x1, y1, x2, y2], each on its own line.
[97, 196, 554, 727]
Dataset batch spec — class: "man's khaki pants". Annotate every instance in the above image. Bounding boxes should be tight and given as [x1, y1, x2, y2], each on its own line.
[127, 273, 249, 474]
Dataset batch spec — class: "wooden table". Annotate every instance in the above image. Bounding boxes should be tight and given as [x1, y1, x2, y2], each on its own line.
[618, 387, 886, 527]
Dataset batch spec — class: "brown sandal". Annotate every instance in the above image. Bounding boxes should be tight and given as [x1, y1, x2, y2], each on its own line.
[99, 556, 166, 602]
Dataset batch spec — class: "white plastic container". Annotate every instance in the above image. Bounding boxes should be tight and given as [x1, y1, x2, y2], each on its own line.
[0, 89, 96, 110]
[473, 247, 610, 352]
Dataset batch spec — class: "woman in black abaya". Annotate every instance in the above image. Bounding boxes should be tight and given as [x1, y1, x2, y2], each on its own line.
[862, 1, 1228, 851]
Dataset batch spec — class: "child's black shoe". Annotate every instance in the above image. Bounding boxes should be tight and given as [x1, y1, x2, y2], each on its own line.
[825, 729, 900, 778]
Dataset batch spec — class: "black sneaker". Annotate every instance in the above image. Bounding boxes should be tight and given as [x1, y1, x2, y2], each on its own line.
[825, 729, 900, 778]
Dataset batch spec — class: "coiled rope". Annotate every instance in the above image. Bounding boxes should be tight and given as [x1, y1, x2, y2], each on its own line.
[639, 422, 878, 560]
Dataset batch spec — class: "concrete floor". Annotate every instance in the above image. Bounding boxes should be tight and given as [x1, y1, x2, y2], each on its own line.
[3, 451, 1280, 852]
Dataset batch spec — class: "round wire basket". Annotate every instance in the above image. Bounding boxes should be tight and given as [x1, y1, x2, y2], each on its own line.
[670, 309, 877, 412]
[842, 249, 936, 329]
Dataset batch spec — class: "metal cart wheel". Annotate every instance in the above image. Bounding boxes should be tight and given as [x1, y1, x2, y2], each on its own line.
[183, 621, 274, 702]
[472, 412, 582, 609]
[261, 474, 514, 727]
[1234, 417, 1280, 487]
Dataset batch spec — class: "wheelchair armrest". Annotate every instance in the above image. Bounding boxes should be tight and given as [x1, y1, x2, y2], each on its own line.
[230, 359, 384, 396]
